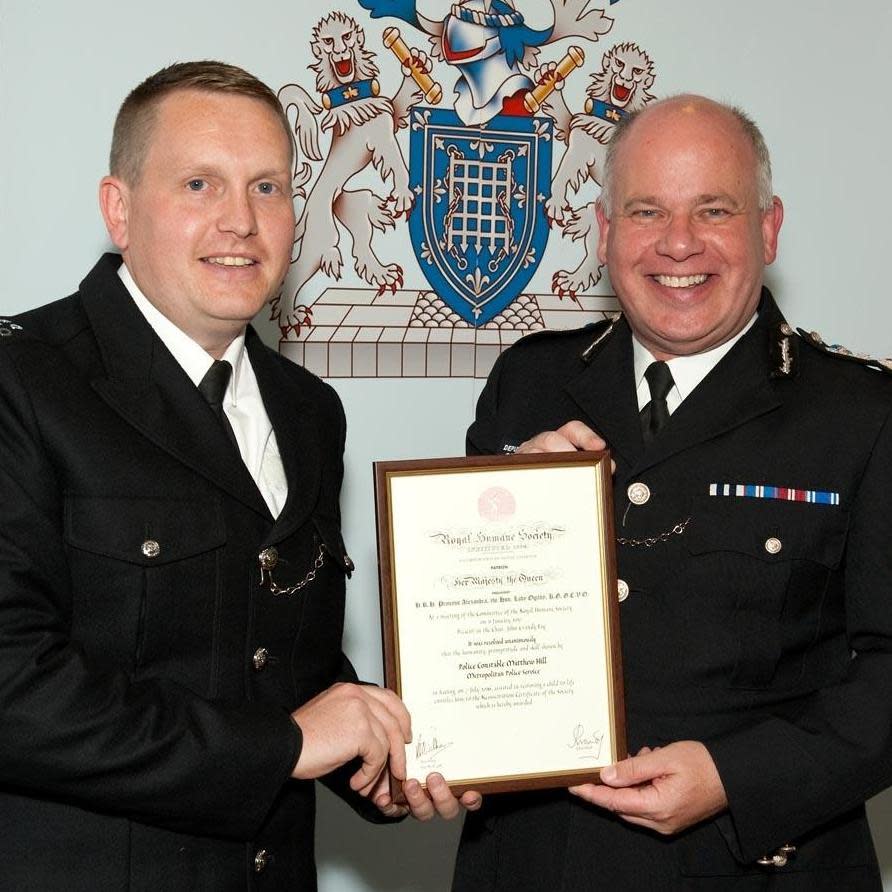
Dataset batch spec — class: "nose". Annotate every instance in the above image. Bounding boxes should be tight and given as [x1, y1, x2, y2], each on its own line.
[218, 189, 257, 239]
[655, 213, 703, 261]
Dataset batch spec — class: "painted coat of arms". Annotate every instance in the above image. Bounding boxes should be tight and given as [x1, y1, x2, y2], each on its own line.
[273, 1, 658, 377]
[409, 107, 552, 324]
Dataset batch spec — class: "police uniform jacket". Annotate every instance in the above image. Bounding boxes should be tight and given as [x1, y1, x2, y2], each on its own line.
[0, 255, 385, 891]
[453, 290, 892, 891]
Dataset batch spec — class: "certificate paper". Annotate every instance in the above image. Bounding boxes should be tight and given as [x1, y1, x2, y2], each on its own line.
[374, 452, 625, 796]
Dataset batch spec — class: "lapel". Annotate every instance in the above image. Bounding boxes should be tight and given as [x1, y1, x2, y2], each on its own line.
[82, 254, 270, 519]
[565, 317, 646, 468]
[633, 318, 782, 475]
[565, 292, 787, 475]
[246, 329, 322, 542]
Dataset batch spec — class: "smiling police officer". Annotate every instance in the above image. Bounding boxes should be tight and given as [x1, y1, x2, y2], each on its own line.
[453, 94, 892, 891]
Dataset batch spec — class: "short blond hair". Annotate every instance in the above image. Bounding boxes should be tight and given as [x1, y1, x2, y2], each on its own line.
[109, 60, 292, 184]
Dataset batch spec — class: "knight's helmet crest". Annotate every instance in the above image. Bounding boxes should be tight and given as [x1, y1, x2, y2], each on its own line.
[449, 0, 525, 28]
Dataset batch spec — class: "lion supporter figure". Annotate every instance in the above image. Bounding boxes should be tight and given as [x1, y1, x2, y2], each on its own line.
[274, 12, 433, 332]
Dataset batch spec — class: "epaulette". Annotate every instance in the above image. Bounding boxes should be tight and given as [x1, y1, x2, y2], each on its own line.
[512, 314, 618, 355]
[580, 312, 621, 363]
[0, 318, 24, 340]
[768, 321, 799, 379]
[798, 328, 892, 375]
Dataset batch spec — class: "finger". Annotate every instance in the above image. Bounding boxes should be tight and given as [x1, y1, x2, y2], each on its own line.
[360, 699, 409, 782]
[350, 726, 391, 794]
[556, 420, 606, 451]
[459, 790, 483, 811]
[572, 782, 656, 819]
[601, 751, 664, 788]
[567, 782, 599, 802]
[517, 431, 575, 454]
[379, 802, 410, 819]
[364, 686, 412, 780]
[425, 773, 461, 820]
[404, 778, 437, 822]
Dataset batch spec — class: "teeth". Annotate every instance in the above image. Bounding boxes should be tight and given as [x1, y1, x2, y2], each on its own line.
[654, 274, 708, 288]
[205, 256, 255, 267]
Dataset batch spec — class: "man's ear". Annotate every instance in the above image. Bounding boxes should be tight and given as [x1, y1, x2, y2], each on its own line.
[761, 196, 784, 265]
[98, 176, 131, 250]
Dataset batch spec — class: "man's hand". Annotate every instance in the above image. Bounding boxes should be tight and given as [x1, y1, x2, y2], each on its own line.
[569, 741, 728, 835]
[290, 683, 411, 797]
[373, 772, 483, 821]
[517, 421, 607, 455]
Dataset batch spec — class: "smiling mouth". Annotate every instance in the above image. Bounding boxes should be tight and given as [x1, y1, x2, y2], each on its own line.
[203, 256, 256, 267]
[653, 274, 709, 288]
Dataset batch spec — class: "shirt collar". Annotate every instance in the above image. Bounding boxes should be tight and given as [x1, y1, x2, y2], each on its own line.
[118, 263, 246, 400]
[633, 313, 757, 404]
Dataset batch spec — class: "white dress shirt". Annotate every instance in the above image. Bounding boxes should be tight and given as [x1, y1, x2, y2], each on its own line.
[633, 314, 757, 415]
[119, 264, 288, 517]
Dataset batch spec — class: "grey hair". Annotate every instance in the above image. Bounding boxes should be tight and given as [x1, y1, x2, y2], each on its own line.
[597, 95, 774, 215]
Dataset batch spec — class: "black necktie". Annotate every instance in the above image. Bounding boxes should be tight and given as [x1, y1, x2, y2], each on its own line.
[198, 360, 239, 450]
[640, 361, 674, 442]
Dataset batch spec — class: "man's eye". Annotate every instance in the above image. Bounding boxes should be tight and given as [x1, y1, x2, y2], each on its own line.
[631, 209, 659, 219]
[187, 179, 206, 191]
[257, 182, 278, 195]
[702, 207, 729, 219]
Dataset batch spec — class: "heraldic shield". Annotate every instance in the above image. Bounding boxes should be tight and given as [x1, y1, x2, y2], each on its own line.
[408, 107, 553, 326]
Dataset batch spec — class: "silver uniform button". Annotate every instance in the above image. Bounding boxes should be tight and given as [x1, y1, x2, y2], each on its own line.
[258, 547, 279, 571]
[254, 848, 269, 873]
[344, 554, 355, 573]
[141, 539, 161, 559]
[252, 647, 269, 671]
[764, 537, 783, 555]
[627, 482, 651, 506]
[617, 579, 630, 602]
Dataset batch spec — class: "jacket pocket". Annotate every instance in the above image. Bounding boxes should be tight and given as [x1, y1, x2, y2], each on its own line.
[64, 494, 226, 685]
[684, 496, 848, 688]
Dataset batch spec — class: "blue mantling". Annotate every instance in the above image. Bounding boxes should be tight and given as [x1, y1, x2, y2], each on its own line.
[357, 0, 420, 27]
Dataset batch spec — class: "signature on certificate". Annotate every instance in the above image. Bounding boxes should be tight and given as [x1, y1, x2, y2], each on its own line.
[416, 733, 453, 760]
[567, 724, 604, 757]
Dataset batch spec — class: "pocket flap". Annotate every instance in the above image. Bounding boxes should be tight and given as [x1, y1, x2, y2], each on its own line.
[685, 495, 848, 568]
[64, 495, 226, 566]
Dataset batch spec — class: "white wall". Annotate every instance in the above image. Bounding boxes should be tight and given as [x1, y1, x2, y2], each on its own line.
[2, 2, 891, 889]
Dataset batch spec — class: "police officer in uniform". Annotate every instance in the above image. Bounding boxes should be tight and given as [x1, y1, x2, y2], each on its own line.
[0, 61, 470, 891]
[452, 95, 892, 890]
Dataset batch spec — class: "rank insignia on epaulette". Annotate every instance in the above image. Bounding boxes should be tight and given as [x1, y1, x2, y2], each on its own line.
[770, 321, 798, 378]
[799, 328, 892, 375]
[581, 312, 621, 363]
[0, 319, 23, 337]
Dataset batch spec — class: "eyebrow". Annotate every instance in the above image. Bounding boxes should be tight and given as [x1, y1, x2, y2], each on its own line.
[621, 192, 744, 211]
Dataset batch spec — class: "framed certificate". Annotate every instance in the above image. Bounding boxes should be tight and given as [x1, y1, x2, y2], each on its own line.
[374, 452, 626, 797]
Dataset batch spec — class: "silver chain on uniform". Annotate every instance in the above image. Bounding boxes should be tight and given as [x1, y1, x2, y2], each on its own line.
[260, 544, 326, 596]
[616, 517, 692, 548]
